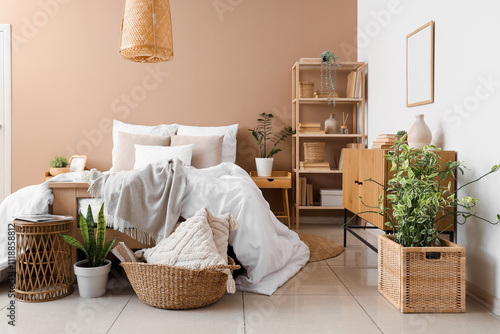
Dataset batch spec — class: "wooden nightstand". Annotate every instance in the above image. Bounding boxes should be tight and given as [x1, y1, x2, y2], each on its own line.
[250, 171, 291, 228]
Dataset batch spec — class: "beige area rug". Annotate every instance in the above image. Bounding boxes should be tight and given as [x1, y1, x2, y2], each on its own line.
[298, 232, 344, 263]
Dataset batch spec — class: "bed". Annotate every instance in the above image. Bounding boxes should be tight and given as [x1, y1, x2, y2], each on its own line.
[0, 121, 309, 295]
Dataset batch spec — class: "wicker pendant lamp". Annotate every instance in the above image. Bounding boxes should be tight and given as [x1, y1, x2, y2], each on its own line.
[120, 0, 173, 63]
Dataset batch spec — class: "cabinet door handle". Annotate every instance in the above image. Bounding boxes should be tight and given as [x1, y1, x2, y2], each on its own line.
[358, 182, 363, 185]
[354, 180, 359, 184]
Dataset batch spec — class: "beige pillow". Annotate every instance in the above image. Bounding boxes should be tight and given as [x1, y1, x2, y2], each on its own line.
[170, 135, 223, 168]
[114, 131, 171, 172]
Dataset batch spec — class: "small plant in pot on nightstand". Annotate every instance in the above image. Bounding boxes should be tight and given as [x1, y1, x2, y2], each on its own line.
[49, 155, 70, 176]
[61, 204, 116, 298]
[249, 113, 294, 177]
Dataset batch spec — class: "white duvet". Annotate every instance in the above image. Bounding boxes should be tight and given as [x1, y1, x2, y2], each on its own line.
[0, 163, 309, 295]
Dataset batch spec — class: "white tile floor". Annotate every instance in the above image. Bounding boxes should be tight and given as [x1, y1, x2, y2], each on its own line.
[1, 224, 500, 334]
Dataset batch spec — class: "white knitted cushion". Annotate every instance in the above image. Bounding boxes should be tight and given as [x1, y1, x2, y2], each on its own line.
[143, 208, 226, 269]
[204, 208, 239, 262]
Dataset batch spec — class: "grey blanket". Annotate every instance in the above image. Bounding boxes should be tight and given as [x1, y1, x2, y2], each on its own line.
[88, 158, 186, 244]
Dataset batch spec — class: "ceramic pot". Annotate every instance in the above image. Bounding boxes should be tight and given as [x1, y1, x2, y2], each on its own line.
[255, 158, 274, 177]
[324, 113, 339, 134]
[74, 259, 111, 298]
[408, 114, 432, 149]
[49, 167, 70, 176]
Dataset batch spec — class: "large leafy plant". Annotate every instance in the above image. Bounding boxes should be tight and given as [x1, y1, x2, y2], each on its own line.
[361, 135, 499, 247]
[249, 113, 294, 158]
[61, 204, 116, 267]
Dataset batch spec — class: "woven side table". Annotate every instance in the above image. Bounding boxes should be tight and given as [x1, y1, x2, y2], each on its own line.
[15, 219, 74, 302]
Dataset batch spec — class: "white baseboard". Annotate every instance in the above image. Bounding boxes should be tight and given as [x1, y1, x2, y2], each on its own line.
[467, 281, 500, 316]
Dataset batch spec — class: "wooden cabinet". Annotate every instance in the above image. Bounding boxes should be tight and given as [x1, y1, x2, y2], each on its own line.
[343, 148, 456, 232]
[291, 60, 366, 229]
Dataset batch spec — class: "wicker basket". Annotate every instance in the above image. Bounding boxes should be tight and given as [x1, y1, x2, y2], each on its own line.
[121, 257, 240, 310]
[378, 235, 465, 313]
[304, 142, 325, 163]
[299, 82, 314, 98]
[120, 0, 174, 63]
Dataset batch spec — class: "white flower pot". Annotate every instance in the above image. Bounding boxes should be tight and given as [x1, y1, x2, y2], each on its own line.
[74, 259, 111, 298]
[255, 158, 274, 177]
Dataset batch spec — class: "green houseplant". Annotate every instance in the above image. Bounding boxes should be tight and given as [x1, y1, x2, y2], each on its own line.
[320, 50, 340, 105]
[49, 155, 70, 176]
[61, 204, 116, 298]
[368, 135, 500, 247]
[249, 112, 294, 176]
[357, 135, 499, 313]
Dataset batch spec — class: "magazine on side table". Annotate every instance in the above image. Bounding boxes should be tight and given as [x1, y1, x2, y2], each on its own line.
[14, 214, 74, 223]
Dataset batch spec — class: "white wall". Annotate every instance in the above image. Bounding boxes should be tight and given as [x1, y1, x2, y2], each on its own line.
[358, 0, 500, 299]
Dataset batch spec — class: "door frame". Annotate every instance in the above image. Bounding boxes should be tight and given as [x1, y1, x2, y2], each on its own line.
[0, 24, 11, 201]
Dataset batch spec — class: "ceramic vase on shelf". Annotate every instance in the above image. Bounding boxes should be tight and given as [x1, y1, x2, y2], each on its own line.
[408, 114, 432, 149]
[324, 113, 339, 134]
[255, 158, 274, 177]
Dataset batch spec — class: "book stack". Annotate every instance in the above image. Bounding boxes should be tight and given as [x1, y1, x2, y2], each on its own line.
[372, 134, 398, 149]
[299, 122, 323, 135]
[346, 69, 362, 98]
[299, 177, 314, 206]
[299, 161, 330, 171]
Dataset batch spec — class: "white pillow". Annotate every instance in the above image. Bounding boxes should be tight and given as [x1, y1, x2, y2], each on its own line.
[177, 124, 238, 163]
[134, 144, 193, 169]
[112, 120, 178, 170]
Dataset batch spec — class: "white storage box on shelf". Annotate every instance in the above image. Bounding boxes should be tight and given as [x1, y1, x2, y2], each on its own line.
[320, 189, 343, 207]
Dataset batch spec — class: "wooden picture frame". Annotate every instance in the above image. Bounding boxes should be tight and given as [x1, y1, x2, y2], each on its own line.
[69, 155, 87, 172]
[406, 21, 434, 107]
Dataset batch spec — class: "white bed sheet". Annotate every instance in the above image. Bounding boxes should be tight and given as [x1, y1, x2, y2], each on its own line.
[0, 164, 309, 294]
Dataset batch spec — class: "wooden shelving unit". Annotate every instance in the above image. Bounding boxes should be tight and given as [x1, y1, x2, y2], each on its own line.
[292, 59, 366, 229]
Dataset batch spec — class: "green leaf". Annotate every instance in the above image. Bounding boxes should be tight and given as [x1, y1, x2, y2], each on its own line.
[61, 234, 89, 259]
[98, 238, 116, 266]
[78, 212, 90, 253]
[96, 203, 106, 261]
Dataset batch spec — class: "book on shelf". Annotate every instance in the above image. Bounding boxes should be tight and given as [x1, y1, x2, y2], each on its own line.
[299, 177, 307, 205]
[299, 122, 321, 128]
[372, 144, 394, 149]
[346, 71, 357, 98]
[14, 214, 73, 223]
[377, 134, 398, 139]
[300, 161, 330, 168]
[306, 184, 313, 206]
[338, 149, 344, 171]
[354, 68, 362, 98]
[299, 130, 324, 135]
[372, 139, 396, 145]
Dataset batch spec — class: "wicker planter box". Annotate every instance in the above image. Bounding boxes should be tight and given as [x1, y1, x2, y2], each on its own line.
[378, 235, 465, 313]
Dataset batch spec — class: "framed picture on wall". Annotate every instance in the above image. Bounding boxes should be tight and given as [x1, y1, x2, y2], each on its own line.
[69, 155, 87, 172]
[406, 21, 434, 107]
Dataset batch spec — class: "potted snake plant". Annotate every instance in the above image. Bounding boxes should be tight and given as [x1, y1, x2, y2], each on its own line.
[249, 113, 294, 176]
[61, 204, 116, 298]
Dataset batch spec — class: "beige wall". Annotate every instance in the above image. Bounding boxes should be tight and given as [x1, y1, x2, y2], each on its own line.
[1, 0, 356, 191]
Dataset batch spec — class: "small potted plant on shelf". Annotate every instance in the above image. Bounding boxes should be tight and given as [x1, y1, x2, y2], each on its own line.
[354, 135, 499, 313]
[49, 155, 70, 176]
[249, 113, 295, 176]
[320, 50, 340, 105]
[61, 204, 116, 298]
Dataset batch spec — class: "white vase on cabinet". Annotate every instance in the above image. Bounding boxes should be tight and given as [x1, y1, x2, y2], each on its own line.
[408, 114, 432, 149]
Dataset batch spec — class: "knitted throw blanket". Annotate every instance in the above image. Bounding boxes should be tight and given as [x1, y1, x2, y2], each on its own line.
[87, 158, 186, 244]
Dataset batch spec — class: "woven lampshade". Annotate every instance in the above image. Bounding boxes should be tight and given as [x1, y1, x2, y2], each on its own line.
[120, 0, 173, 63]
